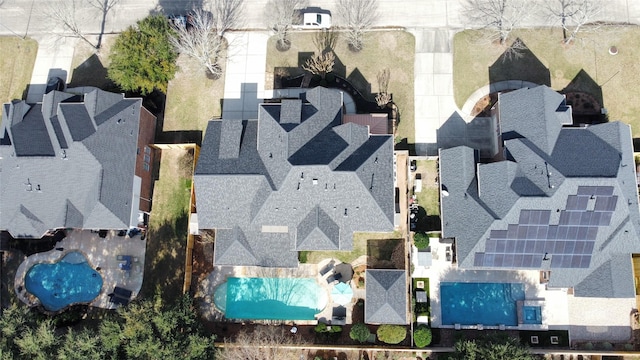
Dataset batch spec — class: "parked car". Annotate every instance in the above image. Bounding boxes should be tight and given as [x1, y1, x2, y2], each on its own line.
[293, 10, 331, 29]
[168, 14, 188, 28]
[45, 77, 65, 94]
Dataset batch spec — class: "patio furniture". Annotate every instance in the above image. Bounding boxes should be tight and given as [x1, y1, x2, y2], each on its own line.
[319, 260, 335, 276]
[416, 290, 428, 303]
[331, 282, 353, 306]
[331, 306, 347, 325]
[109, 286, 132, 306]
[326, 274, 336, 284]
[333, 263, 353, 283]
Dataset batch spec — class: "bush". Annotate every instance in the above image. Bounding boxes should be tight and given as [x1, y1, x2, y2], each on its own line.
[414, 325, 432, 348]
[377, 324, 407, 345]
[315, 323, 327, 333]
[349, 323, 371, 343]
[414, 232, 430, 250]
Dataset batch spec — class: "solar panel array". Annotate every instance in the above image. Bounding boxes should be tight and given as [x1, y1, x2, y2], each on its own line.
[474, 186, 617, 269]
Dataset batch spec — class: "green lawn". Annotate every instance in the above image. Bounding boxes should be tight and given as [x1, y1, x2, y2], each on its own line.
[266, 30, 416, 143]
[163, 54, 225, 132]
[305, 231, 402, 264]
[0, 37, 37, 102]
[454, 27, 640, 134]
[140, 149, 193, 302]
[414, 160, 439, 217]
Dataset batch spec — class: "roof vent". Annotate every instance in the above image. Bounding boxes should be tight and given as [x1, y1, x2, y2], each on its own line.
[25, 178, 32, 191]
[61, 150, 67, 160]
[36, 184, 41, 192]
[344, 208, 348, 217]
[313, 178, 318, 185]
[297, 182, 300, 190]
[301, 172, 304, 180]
[117, 118, 123, 124]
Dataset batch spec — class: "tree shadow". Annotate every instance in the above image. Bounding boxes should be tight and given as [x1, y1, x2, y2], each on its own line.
[153, 0, 204, 15]
[488, 39, 551, 87]
[366, 239, 404, 269]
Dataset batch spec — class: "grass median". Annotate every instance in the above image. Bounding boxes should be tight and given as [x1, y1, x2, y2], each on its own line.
[0, 37, 37, 102]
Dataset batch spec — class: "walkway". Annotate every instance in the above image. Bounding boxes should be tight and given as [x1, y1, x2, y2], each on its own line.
[25, 35, 76, 103]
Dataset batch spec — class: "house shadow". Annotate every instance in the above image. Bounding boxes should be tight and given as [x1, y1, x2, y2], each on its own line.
[68, 54, 118, 91]
[221, 82, 261, 120]
[153, 0, 204, 15]
[436, 112, 499, 160]
[560, 69, 606, 125]
[488, 39, 551, 87]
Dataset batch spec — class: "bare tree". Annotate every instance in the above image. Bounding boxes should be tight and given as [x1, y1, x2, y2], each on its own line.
[462, 0, 531, 45]
[210, 0, 245, 36]
[303, 51, 335, 78]
[266, 0, 308, 50]
[47, 0, 98, 48]
[169, 8, 225, 78]
[375, 68, 391, 108]
[313, 29, 338, 53]
[87, 0, 119, 49]
[545, 0, 601, 43]
[217, 326, 307, 360]
[335, 0, 379, 52]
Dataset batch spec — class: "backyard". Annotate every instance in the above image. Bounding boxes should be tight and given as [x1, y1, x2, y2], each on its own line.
[303, 231, 403, 265]
[0, 37, 37, 102]
[140, 148, 193, 302]
[454, 27, 640, 134]
[266, 30, 416, 144]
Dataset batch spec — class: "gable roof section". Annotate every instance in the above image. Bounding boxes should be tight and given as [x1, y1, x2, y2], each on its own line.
[195, 87, 395, 267]
[440, 85, 640, 298]
[365, 269, 408, 324]
[0, 89, 146, 238]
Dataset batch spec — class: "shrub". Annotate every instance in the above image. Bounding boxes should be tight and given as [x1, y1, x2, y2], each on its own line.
[414, 325, 432, 348]
[349, 323, 371, 343]
[583, 342, 594, 350]
[414, 232, 430, 250]
[376, 324, 407, 345]
[315, 323, 327, 333]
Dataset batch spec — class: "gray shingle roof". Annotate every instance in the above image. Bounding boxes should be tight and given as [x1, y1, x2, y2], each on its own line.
[365, 269, 408, 324]
[0, 89, 147, 238]
[195, 87, 395, 267]
[440, 85, 640, 298]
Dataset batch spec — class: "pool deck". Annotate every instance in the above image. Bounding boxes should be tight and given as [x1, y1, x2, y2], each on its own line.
[14, 229, 145, 310]
[197, 257, 363, 326]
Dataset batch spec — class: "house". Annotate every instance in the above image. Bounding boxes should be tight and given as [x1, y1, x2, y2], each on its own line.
[0, 88, 156, 239]
[194, 87, 395, 267]
[365, 269, 408, 324]
[439, 85, 640, 340]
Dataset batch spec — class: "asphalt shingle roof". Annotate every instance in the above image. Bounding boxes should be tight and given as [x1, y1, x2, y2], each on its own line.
[440, 85, 640, 298]
[365, 269, 408, 324]
[0, 89, 146, 238]
[195, 87, 395, 267]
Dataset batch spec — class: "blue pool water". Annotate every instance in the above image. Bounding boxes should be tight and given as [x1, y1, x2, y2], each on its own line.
[523, 305, 542, 324]
[25, 252, 103, 311]
[214, 277, 328, 320]
[440, 282, 525, 326]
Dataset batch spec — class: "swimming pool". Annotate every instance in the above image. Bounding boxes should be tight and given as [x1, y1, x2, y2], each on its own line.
[25, 251, 103, 311]
[214, 277, 327, 320]
[440, 282, 525, 326]
[523, 305, 542, 324]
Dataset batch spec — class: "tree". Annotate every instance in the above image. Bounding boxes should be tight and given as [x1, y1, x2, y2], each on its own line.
[544, 0, 601, 43]
[210, 0, 245, 36]
[349, 322, 371, 343]
[108, 15, 178, 95]
[266, 0, 308, 50]
[217, 325, 307, 360]
[335, 0, 379, 51]
[375, 67, 391, 108]
[376, 324, 407, 345]
[413, 325, 432, 348]
[413, 232, 430, 250]
[461, 0, 531, 45]
[169, 8, 226, 78]
[302, 51, 335, 78]
[448, 336, 536, 360]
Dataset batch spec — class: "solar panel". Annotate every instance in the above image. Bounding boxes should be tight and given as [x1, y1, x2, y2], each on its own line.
[564, 241, 575, 254]
[503, 255, 514, 267]
[540, 210, 551, 224]
[566, 196, 578, 210]
[504, 239, 515, 253]
[557, 226, 568, 240]
[519, 210, 531, 224]
[525, 240, 536, 253]
[573, 241, 585, 254]
[537, 226, 548, 239]
[596, 186, 614, 196]
[559, 212, 570, 225]
[491, 229, 507, 239]
[494, 253, 504, 266]
[577, 186, 596, 195]
[584, 241, 595, 253]
[526, 226, 538, 239]
[551, 255, 563, 267]
[580, 212, 592, 226]
[600, 212, 612, 226]
[567, 226, 578, 240]
[580, 255, 592, 268]
[590, 212, 601, 226]
[496, 240, 506, 253]
[606, 196, 618, 211]
[569, 212, 582, 225]
[577, 226, 588, 240]
[474, 253, 485, 266]
[534, 241, 545, 253]
[586, 227, 598, 240]
[516, 239, 526, 252]
[518, 226, 528, 239]
[547, 225, 558, 239]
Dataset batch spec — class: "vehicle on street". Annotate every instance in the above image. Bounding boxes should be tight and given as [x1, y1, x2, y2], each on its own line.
[293, 9, 331, 29]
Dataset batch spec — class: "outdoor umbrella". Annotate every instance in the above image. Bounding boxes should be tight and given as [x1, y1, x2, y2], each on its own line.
[334, 262, 354, 283]
[331, 282, 353, 306]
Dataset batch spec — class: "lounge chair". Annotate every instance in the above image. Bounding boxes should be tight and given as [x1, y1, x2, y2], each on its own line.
[116, 255, 125, 261]
[319, 260, 335, 276]
[326, 274, 336, 284]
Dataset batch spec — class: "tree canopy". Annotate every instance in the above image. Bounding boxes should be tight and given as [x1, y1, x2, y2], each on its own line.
[108, 14, 178, 95]
[448, 336, 537, 360]
[0, 294, 215, 360]
[349, 322, 371, 343]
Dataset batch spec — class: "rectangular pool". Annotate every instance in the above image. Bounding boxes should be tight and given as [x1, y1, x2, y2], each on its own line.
[215, 277, 328, 320]
[440, 282, 525, 326]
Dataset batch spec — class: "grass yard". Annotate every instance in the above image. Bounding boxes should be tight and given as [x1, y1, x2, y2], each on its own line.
[414, 160, 439, 217]
[304, 231, 402, 264]
[266, 31, 416, 143]
[163, 54, 225, 132]
[454, 27, 640, 134]
[69, 35, 117, 90]
[0, 37, 37, 102]
[140, 149, 193, 302]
